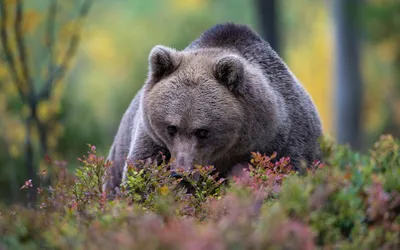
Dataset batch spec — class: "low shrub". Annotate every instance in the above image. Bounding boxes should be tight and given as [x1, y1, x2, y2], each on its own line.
[0, 135, 399, 249]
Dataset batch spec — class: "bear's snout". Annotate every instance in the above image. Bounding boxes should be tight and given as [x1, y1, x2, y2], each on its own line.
[170, 136, 197, 171]
[172, 151, 194, 171]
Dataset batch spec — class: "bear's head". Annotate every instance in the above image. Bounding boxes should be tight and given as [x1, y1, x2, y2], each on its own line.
[141, 45, 257, 173]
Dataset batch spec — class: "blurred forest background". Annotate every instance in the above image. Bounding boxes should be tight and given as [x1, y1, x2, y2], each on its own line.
[0, 0, 399, 205]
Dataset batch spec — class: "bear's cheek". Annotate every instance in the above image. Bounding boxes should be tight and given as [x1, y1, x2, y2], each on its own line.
[192, 147, 214, 166]
[193, 139, 226, 163]
[204, 129, 241, 161]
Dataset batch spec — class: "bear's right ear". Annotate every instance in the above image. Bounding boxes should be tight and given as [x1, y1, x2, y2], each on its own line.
[214, 55, 244, 94]
[148, 45, 181, 82]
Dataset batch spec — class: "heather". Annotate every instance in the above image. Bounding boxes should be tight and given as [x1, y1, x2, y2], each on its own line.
[1, 135, 399, 250]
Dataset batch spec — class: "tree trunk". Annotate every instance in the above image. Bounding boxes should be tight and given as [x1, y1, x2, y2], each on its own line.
[25, 116, 36, 208]
[256, 0, 280, 54]
[331, 0, 363, 150]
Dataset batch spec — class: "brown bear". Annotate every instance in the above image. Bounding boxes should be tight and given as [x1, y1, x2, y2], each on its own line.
[103, 23, 323, 193]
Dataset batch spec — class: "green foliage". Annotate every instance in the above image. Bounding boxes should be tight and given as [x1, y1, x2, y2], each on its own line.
[122, 155, 177, 205]
[73, 145, 111, 211]
[1, 135, 399, 249]
[122, 155, 225, 218]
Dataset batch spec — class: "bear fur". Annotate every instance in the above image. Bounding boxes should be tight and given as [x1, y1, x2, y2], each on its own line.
[103, 23, 323, 193]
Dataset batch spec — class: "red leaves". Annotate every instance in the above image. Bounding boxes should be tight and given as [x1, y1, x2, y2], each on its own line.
[77, 144, 111, 170]
[271, 220, 316, 250]
[233, 152, 295, 199]
[44, 154, 52, 164]
[20, 179, 33, 190]
[366, 178, 390, 222]
[308, 160, 325, 174]
[365, 178, 400, 228]
[70, 200, 78, 211]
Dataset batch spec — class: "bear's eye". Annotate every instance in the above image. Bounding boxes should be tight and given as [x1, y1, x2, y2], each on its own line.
[195, 129, 209, 139]
[167, 125, 177, 136]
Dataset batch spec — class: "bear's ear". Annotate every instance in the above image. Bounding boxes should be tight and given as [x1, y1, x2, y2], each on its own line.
[148, 45, 181, 82]
[213, 55, 244, 93]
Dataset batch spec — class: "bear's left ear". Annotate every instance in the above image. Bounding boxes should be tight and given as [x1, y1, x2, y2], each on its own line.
[148, 45, 181, 82]
[214, 55, 244, 93]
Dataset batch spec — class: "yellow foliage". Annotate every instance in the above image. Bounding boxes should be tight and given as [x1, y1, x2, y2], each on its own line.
[22, 10, 42, 34]
[85, 30, 117, 62]
[48, 123, 64, 149]
[159, 186, 169, 196]
[37, 95, 62, 124]
[361, 45, 387, 134]
[376, 39, 398, 64]
[78, 27, 131, 125]
[0, 64, 8, 79]
[3, 120, 25, 159]
[37, 100, 50, 123]
[173, 0, 206, 11]
[57, 21, 77, 64]
[51, 84, 65, 118]
[4, 0, 16, 5]
[3, 38, 27, 87]
[286, 2, 333, 134]
[11, 122, 25, 142]
[3, 81, 18, 98]
[59, 21, 77, 40]
[9, 143, 21, 158]
[3, 1, 16, 30]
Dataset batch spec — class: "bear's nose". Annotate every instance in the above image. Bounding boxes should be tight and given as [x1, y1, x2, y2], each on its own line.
[177, 152, 187, 166]
[172, 152, 193, 171]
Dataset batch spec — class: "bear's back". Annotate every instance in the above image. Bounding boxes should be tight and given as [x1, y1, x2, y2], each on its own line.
[186, 23, 288, 82]
[186, 23, 305, 99]
[186, 23, 264, 52]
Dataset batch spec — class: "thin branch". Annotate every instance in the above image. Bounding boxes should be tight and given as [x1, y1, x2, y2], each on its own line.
[45, 0, 57, 83]
[37, 0, 94, 100]
[0, 0, 26, 102]
[15, 0, 33, 99]
[35, 115, 48, 155]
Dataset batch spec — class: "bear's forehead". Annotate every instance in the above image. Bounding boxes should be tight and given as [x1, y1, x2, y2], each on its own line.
[159, 77, 224, 101]
[173, 71, 211, 86]
[151, 75, 235, 110]
[171, 52, 221, 86]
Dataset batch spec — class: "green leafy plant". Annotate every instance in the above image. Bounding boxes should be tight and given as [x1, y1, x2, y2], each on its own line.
[72, 145, 112, 211]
